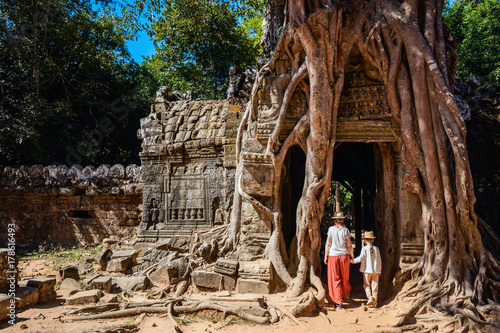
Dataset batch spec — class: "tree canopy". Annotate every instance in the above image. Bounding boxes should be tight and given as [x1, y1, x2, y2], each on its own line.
[0, 0, 155, 166]
[444, 0, 500, 84]
[143, 0, 263, 100]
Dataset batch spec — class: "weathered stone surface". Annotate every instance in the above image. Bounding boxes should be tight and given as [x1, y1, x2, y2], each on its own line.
[58, 265, 80, 281]
[88, 276, 112, 292]
[102, 238, 118, 249]
[214, 258, 238, 276]
[238, 260, 271, 282]
[192, 271, 222, 290]
[136, 98, 244, 244]
[66, 290, 103, 305]
[113, 276, 150, 291]
[0, 165, 142, 248]
[0, 294, 14, 322]
[26, 277, 56, 304]
[221, 275, 236, 291]
[236, 279, 270, 294]
[95, 249, 113, 270]
[0, 248, 17, 293]
[99, 293, 118, 303]
[166, 237, 189, 252]
[59, 278, 80, 295]
[15, 287, 39, 309]
[110, 250, 139, 265]
[160, 257, 189, 285]
[106, 257, 133, 272]
[239, 202, 271, 261]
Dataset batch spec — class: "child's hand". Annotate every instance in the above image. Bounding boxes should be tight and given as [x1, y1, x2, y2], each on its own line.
[350, 259, 354, 263]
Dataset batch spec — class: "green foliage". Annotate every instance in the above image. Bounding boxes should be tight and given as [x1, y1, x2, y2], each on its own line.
[0, 0, 155, 166]
[144, 0, 263, 100]
[444, 0, 500, 84]
[321, 182, 354, 235]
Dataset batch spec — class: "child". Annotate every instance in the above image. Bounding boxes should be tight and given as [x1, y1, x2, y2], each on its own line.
[351, 231, 382, 307]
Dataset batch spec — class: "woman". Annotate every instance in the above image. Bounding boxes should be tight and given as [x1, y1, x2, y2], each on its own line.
[324, 211, 354, 308]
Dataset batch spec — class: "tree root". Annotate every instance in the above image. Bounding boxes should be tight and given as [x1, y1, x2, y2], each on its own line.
[174, 300, 269, 324]
[74, 323, 138, 333]
[62, 306, 180, 322]
[268, 304, 306, 328]
[66, 303, 120, 315]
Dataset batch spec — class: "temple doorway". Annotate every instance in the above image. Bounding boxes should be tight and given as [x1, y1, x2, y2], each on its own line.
[280, 145, 306, 257]
[330, 142, 378, 256]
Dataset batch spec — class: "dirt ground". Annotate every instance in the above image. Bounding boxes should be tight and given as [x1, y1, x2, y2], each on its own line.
[1, 256, 408, 333]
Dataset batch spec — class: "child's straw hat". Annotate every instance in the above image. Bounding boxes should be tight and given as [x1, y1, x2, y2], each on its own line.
[331, 211, 346, 219]
[363, 231, 376, 239]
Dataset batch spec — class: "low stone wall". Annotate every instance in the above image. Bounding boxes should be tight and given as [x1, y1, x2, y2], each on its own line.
[0, 164, 142, 249]
[0, 249, 17, 293]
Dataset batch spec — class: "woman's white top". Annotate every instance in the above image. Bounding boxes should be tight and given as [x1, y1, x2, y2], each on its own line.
[327, 226, 350, 256]
[352, 245, 382, 274]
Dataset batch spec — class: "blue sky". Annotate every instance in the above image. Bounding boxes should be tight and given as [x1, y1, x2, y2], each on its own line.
[126, 30, 156, 63]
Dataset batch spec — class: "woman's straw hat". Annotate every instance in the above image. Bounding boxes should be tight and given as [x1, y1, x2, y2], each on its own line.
[331, 211, 346, 219]
[363, 231, 376, 239]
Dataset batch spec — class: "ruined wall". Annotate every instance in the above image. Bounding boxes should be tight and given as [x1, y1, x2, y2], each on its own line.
[0, 164, 142, 248]
[137, 97, 246, 244]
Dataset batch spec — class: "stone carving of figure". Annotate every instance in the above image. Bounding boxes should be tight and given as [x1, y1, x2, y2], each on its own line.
[227, 65, 243, 99]
[146, 198, 160, 230]
[214, 207, 224, 225]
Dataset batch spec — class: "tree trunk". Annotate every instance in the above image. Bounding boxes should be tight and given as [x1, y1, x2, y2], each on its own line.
[223, 0, 500, 329]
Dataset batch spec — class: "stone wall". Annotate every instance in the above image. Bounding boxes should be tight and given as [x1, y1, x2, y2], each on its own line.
[0, 248, 17, 293]
[0, 164, 142, 248]
[137, 97, 246, 243]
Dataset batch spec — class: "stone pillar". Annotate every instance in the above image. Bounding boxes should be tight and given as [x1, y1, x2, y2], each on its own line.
[395, 154, 425, 267]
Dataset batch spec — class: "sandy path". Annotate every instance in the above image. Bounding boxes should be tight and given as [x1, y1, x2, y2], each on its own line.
[2, 256, 403, 333]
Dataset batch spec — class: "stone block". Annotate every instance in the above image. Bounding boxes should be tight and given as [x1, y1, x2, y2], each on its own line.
[102, 238, 118, 249]
[0, 294, 14, 322]
[60, 278, 80, 294]
[167, 237, 189, 252]
[214, 258, 238, 276]
[110, 249, 139, 265]
[106, 257, 133, 272]
[222, 275, 236, 291]
[15, 287, 39, 309]
[0, 248, 17, 294]
[241, 166, 274, 198]
[66, 290, 103, 305]
[192, 271, 222, 290]
[88, 276, 112, 292]
[94, 249, 113, 270]
[58, 265, 80, 280]
[26, 277, 56, 304]
[236, 279, 270, 294]
[113, 276, 150, 292]
[238, 260, 271, 281]
[99, 294, 118, 303]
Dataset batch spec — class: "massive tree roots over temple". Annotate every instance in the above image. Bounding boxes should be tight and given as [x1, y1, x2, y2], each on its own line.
[217, 0, 500, 331]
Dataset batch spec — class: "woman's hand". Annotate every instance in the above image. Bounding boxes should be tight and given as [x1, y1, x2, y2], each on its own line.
[324, 257, 328, 265]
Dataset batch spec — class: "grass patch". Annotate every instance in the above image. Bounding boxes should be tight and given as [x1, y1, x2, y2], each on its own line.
[18, 244, 102, 269]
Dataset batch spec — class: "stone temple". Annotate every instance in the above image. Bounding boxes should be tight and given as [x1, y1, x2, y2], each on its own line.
[0, 12, 498, 295]
[135, 45, 435, 292]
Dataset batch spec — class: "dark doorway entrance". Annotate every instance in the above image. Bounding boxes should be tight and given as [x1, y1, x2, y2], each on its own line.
[331, 143, 377, 255]
[281, 145, 306, 255]
[322, 143, 379, 303]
